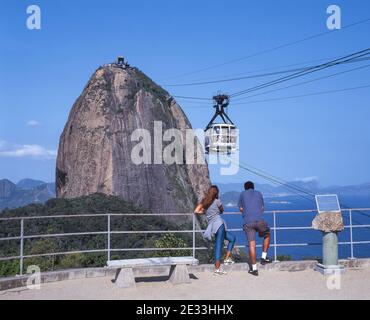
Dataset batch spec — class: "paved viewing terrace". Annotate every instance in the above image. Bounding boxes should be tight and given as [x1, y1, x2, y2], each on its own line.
[1, 260, 369, 300]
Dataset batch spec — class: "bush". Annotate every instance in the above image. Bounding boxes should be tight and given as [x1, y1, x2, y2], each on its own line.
[0, 260, 19, 276]
[153, 233, 191, 257]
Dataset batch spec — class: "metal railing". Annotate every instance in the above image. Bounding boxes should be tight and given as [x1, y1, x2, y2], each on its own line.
[0, 208, 370, 276]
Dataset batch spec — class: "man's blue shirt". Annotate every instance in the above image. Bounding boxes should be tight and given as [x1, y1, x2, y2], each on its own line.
[238, 189, 265, 225]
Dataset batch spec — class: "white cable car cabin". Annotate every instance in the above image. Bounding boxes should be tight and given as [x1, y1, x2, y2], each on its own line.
[205, 124, 237, 154]
[204, 94, 237, 155]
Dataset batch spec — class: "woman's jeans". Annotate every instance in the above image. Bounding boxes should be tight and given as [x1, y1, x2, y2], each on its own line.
[214, 224, 236, 263]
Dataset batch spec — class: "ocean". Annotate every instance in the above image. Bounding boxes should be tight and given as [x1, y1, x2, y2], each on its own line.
[222, 195, 370, 260]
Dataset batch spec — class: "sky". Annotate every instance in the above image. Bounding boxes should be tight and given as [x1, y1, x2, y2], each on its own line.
[0, 0, 369, 187]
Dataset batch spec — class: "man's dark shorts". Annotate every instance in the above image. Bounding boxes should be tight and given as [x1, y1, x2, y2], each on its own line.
[243, 220, 270, 242]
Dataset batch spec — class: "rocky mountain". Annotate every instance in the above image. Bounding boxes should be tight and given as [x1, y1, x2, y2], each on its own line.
[0, 179, 55, 210]
[56, 63, 211, 213]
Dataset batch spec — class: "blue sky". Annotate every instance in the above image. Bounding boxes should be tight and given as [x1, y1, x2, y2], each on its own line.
[0, 0, 369, 186]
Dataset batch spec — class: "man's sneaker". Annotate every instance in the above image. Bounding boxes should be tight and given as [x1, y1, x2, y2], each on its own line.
[260, 257, 272, 265]
[248, 270, 259, 276]
[224, 257, 235, 265]
[213, 268, 227, 276]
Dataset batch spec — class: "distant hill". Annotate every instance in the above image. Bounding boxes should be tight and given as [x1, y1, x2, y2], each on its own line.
[216, 180, 319, 198]
[217, 180, 370, 206]
[1, 178, 370, 211]
[16, 178, 48, 190]
[0, 179, 55, 211]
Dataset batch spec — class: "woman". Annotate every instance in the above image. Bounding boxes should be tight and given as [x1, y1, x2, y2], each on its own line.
[194, 185, 236, 275]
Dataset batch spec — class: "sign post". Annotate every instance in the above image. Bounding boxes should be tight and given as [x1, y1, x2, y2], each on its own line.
[313, 194, 345, 275]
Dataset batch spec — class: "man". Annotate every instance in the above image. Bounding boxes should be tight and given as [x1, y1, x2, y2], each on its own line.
[238, 181, 272, 276]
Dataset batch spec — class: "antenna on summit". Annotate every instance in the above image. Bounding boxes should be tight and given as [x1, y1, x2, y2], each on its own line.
[116, 56, 130, 69]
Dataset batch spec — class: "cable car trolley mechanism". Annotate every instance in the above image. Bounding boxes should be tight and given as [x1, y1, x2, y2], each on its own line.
[204, 94, 237, 154]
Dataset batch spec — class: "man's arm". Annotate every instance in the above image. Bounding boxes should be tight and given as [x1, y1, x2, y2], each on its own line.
[238, 193, 243, 212]
[261, 193, 265, 211]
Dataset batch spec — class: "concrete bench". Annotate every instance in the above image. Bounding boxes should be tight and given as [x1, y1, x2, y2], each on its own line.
[106, 256, 199, 288]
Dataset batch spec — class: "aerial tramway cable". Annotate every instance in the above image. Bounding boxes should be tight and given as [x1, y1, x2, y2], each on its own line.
[163, 57, 370, 87]
[229, 48, 370, 98]
[160, 17, 370, 81]
[231, 64, 370, 103]
[171, 48, 370, 102]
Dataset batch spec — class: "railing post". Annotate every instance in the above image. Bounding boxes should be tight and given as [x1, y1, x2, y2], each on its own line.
[273, 212, 277, 262]
[192, 213, 195, 259]
[349, 209, 355, 259]
[19, 219, 24, 276]
[107, 214, 111, 261]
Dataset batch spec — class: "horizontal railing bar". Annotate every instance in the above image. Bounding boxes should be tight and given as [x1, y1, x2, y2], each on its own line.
[110, 230, 195, 235]
[1, 208, 369, 221]
[350, 224, 370, 228]
[0, 256, 21, 261]
[2, 223, 370, 242]
[110, 247, 195, 252]
[274, 226, 313, 230]
[339, 241, 370, 245]
[23, 249, 108, 258]
[0, 214, 109, 221]
[0, 213, 194, 221]
[23, 231, 108, 239]
[226, 210, 316, 214]
[108, 213, 193, 216]
[0, 236, 21, 241]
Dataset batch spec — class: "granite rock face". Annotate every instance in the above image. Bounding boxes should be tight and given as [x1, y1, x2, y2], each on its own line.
[312, 212, 344, 233]
[56, 64, 211, 213]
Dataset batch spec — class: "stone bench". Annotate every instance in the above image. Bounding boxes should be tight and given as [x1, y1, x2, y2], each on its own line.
[106, 256, 199, 288]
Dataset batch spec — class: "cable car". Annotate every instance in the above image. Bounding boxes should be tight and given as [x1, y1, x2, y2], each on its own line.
[204, 94, 237, 154]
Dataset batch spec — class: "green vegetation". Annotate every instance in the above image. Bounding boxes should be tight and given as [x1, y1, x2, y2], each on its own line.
[0, 193, 213, 277]
[153, 233, 190, 257]
[277, 255, 292, 261]
[132, 67, 169, 99]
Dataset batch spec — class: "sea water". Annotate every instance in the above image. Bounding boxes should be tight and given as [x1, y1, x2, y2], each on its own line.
[221, 195, 370, 260]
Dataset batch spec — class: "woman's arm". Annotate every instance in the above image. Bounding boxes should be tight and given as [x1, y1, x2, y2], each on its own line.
[217, 199, 224, 213]
[194, 203, 205, 214]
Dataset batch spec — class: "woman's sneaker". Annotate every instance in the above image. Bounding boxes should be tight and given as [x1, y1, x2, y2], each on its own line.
[224, 257, 235, 265]
[213, 268, 227, 276]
